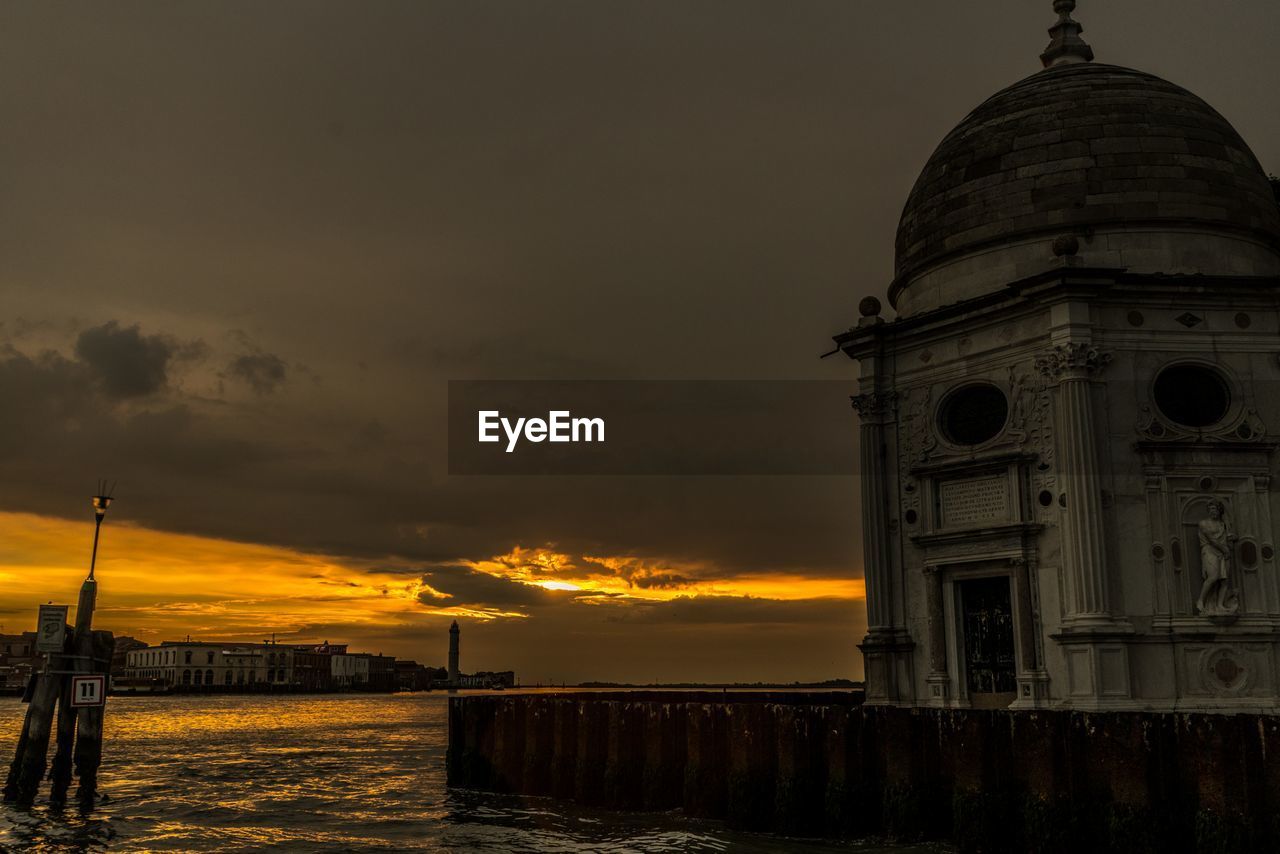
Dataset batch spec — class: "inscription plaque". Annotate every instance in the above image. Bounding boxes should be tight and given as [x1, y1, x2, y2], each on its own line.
[939, 475, 1010, 529]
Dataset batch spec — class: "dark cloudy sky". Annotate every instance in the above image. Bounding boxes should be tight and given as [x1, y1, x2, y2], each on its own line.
[1, 1, 1277, 682]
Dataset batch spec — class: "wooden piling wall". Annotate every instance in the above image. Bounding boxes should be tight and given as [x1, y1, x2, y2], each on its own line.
[447, 693, 1280, 853]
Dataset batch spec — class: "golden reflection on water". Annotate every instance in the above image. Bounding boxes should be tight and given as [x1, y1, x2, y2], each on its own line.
[1, 694, 923, 853]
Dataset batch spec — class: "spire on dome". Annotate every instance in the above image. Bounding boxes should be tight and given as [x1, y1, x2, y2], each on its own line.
[1040, 0, 1094, 68]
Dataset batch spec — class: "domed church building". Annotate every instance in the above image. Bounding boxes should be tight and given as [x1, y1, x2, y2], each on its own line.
[836, 2, 1280, 711]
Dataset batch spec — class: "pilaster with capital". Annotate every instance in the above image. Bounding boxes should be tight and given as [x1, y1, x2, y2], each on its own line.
[851, 390, 897, 631]
[1037, 342, 1114, 623]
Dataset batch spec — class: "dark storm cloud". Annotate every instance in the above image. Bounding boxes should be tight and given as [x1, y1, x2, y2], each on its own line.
[417, 565, 561, 609]
[227, 352, 288, 395]
[74, 321, 178, 398]
[0, 348, 93, 446]
[630, 572, 693, 590]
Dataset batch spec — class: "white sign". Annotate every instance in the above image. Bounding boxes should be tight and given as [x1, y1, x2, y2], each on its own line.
[36, 604, 69, 653]
[70, 675, 106, 708]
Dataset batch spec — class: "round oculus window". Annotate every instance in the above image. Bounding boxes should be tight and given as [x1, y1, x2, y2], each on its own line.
[940, 383, 1008, 446]
[1153, 364, 1230, 428]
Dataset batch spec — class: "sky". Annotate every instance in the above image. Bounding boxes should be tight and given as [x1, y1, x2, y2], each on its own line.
[1, 1, 1278, 683]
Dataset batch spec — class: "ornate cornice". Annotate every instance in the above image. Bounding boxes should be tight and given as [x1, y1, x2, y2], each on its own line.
[1035, 342, 1112, 381]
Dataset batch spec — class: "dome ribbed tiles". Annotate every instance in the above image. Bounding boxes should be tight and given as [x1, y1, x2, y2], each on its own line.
[894, 63, 1280, 287]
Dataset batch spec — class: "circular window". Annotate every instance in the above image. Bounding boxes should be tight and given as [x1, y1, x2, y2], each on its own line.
[939, 383, 1008, 446]
[1153, 364, 1230, 428]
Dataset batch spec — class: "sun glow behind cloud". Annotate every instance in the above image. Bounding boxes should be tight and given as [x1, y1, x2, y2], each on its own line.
[0, 511, 443, 642]
[0, 512, 862, 654]
[463, 546, 865, 603]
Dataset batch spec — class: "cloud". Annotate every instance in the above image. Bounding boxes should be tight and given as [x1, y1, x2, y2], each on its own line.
[603, 594, 855, 626]
[417, 564, 565, 609]
[631, 571, 693, 589]
[227, 352, 288, 395]
[74, 321, 178, 398]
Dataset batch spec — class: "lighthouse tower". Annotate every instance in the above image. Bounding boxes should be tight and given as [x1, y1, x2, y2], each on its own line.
[448, 620, 460, 684]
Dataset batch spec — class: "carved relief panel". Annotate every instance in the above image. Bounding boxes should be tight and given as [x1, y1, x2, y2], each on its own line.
[895, 359, 1058, 538]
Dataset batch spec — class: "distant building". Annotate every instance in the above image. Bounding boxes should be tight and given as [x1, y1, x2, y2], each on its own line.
[291, 646, 335, 691]
[118, 637, 398, 693]
[1, 632, 36, 660]
[111, 636, 147, 677]
[395, 660, 434, 692]
[330, 652, 369, 688]
[122, 640, 295, 690]
[457, 671, 516, 689]
[355, 653, 398, 691]
[0, 632, 37, 694]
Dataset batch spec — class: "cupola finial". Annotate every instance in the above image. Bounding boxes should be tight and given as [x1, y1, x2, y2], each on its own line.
[1040, 0, 1094, 68]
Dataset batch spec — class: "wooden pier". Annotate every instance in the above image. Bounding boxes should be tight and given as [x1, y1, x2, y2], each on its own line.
[448, 691, 1280, 853]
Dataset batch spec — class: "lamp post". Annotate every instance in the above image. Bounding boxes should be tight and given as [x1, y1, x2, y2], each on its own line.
[5, 486, 117, 808]
[78, 484, 113, 636]
[71, 483, 114, 807]
[89, 486, 113, 582]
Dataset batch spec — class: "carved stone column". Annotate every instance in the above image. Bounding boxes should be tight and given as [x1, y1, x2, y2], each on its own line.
[852, 390, 913, 705]
[1036, 343, 1113, 624]
[851, 391, 897, 631]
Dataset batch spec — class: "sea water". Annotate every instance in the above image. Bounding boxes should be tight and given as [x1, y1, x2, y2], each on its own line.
[1, 693, 944, 852]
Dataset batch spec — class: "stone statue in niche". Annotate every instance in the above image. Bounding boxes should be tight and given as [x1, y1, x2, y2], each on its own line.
[1196, 500, 1240, 617]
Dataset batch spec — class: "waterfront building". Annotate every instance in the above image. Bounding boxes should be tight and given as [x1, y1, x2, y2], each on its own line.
[457, 671, 516, 689]
[394, 660, 434, 691]
[124, 640, 295, 689]
[355, 653, 398, 692]
[0, 632, 37, 693]
[837, 2, 1280, 711]
[330, 652, 369, 688]
[291, 645, 335, 691]
[111, 636, 147, 676]
[0, 632, 36, 660]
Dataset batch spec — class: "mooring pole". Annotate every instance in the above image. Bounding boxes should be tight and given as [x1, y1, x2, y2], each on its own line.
[74, 629, 114, 808]
[48, 631, 77, 807]
[71, 490, 112, 807]
[48, 573, 100, 808]
[3, 487, 114, 808]
[2, 650, 61, 805]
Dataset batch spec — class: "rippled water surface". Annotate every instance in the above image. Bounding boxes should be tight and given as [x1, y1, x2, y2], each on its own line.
[1, 694, 940, 852]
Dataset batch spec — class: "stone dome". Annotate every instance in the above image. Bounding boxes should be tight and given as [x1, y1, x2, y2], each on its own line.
[891, 62, 1280, 315]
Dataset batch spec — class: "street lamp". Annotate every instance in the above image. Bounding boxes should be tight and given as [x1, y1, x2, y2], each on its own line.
[89, 481, 114, 582]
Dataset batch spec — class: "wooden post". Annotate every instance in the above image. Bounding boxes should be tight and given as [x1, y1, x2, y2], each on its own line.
[48, 628, 78, 807]
[2, 653, 61, 805]
[74, 629, 113, 807]
[4, 491, 113, 808]
[1, 710, 30, 799]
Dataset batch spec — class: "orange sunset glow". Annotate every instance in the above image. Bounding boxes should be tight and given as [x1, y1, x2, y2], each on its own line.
[0, 512, 864, 673]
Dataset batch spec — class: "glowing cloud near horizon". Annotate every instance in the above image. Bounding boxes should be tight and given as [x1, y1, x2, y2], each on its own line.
[0, 513, 863, 649]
